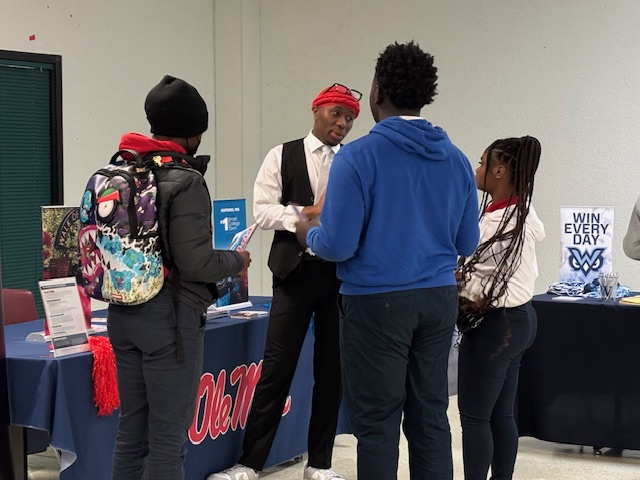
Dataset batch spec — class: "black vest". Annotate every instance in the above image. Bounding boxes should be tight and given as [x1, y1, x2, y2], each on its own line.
[267, 138, 316, 280]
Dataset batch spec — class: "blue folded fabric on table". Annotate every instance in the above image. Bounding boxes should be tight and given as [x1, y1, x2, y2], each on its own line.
[547, 281, 631, 298]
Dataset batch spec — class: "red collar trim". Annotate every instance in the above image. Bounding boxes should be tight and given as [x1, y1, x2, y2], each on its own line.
[486, 196, 518, 213]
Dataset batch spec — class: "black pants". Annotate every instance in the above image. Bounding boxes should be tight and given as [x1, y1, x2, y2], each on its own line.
[457, 302, 537, 480]
[240, 258, 342, 471]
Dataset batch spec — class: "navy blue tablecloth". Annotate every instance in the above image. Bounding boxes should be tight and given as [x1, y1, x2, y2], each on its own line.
[6, 297, 346, 479]
[517, 293, 640, 450]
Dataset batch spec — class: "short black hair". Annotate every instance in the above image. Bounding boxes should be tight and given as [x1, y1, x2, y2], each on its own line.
[375, 41, 438, 110]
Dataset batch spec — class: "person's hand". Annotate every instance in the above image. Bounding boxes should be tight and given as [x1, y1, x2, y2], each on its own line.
[301, 194, 325, 219]
[295, 219, 320, 248]
[238, 250, 251, 272]
[454, 268, 462, 282]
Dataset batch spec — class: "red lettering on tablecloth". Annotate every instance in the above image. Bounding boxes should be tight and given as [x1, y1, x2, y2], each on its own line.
[189, 372, 215, 443]
[229, 362, 262, 430]
[188, 361, 292, 444]
[282, 395, 291, 417]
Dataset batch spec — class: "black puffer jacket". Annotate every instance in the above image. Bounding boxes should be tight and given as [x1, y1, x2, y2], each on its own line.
[119, 132, 244, 313]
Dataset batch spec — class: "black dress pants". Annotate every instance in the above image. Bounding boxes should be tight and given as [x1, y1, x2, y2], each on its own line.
[240, 258, 342, 470]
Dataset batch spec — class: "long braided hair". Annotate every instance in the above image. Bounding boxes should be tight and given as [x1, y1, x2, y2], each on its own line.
[458, 136, 541, 313]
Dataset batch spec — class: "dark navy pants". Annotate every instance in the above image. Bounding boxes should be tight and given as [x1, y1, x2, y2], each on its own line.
[457, 302, 537, 480]
[107, 291, 205, 480]
[339, 286, 458, 480]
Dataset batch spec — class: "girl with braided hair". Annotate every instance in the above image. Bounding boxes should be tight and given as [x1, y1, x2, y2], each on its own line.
[456, 136, 546, 480]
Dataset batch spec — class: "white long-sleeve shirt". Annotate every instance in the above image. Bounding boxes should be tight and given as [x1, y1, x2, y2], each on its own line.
[460, 201, 546, 308]
[253, 131, 339, 233]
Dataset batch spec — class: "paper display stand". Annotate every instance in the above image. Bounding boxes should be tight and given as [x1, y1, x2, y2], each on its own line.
[38, 277, 91, 357]
[208, 198, 260, 318]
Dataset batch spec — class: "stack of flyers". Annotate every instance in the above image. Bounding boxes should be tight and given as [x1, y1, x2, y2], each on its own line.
[230, 310, 269, 319]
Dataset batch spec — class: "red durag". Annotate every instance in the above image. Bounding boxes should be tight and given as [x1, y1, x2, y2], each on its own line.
[89, 336, 120, 416]
[312, 86, 360, 118]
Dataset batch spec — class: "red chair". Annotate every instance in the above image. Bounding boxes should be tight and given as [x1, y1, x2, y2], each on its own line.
[1, 288, 39, 325]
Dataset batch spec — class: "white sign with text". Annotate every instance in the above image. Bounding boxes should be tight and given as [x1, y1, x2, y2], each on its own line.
[559, 206, 614, 283]
[39, 277, 90, 357]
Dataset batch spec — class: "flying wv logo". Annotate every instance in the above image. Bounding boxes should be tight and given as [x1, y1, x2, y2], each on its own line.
[567, 247, 605, 276]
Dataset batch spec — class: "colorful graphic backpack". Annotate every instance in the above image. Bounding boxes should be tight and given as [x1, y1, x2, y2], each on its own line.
[78, 149, 189, 305]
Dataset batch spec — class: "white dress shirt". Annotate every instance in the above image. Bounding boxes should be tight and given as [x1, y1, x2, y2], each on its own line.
[459, 204, 546, 308]
[253, 131, 339, 233]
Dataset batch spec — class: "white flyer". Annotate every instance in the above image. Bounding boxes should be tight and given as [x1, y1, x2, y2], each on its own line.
[38, 277, 90, 357]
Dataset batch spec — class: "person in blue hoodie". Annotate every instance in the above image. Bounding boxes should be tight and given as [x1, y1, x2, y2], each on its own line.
[295, 41, 480, 480]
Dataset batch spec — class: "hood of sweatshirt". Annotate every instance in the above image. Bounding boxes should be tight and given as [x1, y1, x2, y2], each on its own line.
[485, 199, 546, 243]
[118, 132, 210, 174]
[370, 116, 452, 161]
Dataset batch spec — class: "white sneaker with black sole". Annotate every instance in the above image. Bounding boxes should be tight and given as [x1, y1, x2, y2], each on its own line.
[207, 463, 259, 480]
[303, 464, 345, 480]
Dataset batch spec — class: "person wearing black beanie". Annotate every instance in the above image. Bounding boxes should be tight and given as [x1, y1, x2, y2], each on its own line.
[144, 75, 209, 155]
[108, 76, 251, 480]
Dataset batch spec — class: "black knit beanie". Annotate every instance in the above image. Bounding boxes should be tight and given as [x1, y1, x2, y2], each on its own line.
[144, 75, 209, 138]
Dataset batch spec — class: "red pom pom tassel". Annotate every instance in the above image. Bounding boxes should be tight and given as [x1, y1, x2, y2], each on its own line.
[89, 336, 120, 416]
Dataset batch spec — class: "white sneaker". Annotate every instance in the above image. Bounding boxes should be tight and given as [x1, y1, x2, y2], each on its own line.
[303, 464, 345, 480]
[207, 464, 259, 480]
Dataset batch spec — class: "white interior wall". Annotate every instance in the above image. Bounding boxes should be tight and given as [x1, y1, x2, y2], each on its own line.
[0, 0, 216, 201]
[257, 0, 640, 295]
[3, 0, 640, 297]
[214, 0, 263, 295]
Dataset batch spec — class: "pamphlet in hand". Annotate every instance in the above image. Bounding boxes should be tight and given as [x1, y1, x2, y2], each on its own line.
[214, 223, 257, 312]
[287, 202, 309, 222]
[227, 223, 257, 252]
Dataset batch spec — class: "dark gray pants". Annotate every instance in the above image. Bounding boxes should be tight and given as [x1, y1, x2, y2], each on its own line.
[107, 291, 205, 480]
[339, 286, 457, 480]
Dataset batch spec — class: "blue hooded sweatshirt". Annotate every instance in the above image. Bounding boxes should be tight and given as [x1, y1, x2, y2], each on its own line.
[306, 116, 480, 295]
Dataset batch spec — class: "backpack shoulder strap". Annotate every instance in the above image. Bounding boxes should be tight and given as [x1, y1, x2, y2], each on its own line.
[143, 151, 200, 171]
[142, 150, 190, 361]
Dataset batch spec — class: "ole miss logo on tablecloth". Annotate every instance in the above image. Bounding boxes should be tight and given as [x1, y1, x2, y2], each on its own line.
[189, 361, 292, 444]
